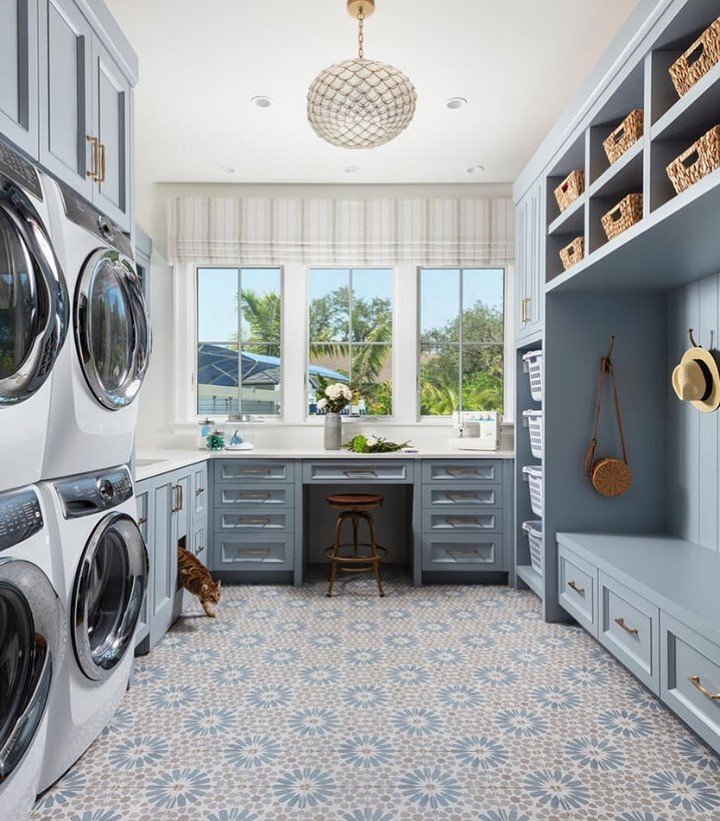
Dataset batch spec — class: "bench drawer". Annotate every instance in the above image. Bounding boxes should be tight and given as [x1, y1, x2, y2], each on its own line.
[302, 461, 413, 483]
[422, 508, 502, 534]
[661, 613, 720, 753]
[214, 460, 294, 483]
[599, 572, 659, 693]
[558, 547, 597, 637]
[214, 483, 294, 509]
[422, 460, 501, 483]
[422, 484, 502, 509]
[422, 535, 504, 572]
[212, 535, 293, 571]
[216, 510, 293, 534]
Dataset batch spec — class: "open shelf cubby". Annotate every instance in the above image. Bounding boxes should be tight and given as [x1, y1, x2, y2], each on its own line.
[545, 133, 586, 228]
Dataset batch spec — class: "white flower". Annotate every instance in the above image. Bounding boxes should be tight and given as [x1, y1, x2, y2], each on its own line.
[325, 384, 343, 400]
[366, 436, 378, 447]
[341, 385, 353, 401]
[316, 398, 328, 410]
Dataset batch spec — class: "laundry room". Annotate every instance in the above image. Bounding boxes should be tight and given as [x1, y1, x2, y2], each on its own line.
[3, 0, 720, 818]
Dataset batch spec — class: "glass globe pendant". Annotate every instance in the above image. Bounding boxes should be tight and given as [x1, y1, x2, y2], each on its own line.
[307, 0, 417, 149]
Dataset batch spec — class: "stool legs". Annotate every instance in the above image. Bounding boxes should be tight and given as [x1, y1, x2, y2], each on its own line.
[326, 509, 384, 598]
[366, 513, 384, 597]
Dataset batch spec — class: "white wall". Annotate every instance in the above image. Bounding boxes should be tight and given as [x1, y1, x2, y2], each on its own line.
[136, 182, 513, 443]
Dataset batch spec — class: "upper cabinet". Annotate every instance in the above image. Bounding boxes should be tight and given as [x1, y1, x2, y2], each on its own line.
[0, 0, 39, 157]
[514, 179, 544, 344]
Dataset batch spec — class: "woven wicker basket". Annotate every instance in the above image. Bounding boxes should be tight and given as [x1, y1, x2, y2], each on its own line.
[603, 109, 644, 165]
[554, 170, 584, 213]
[669, 17, 720, 97]
[601, 194, 643, 242]
[666, 125, 720, 194]
[559, 236, 584, 271]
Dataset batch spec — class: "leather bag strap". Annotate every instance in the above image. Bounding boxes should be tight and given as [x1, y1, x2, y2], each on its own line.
[584, 354, 629, 477]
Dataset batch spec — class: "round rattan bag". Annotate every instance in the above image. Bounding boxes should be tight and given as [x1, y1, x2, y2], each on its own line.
[588, 456, 632, 498]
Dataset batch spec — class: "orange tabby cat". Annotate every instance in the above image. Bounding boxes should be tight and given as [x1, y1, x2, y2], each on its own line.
[178, 546, 222, 617]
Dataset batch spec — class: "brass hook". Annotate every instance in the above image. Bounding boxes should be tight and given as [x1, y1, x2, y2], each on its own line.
[606, 335, 615, 360]
[688, 328, 700, 348]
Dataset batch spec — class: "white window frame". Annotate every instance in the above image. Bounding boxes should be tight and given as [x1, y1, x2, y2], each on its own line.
[172, 261, 515, 427]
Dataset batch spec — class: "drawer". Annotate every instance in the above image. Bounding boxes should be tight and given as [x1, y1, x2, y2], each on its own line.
[214, 483, 294, 509]
[302, 461, 413, 484]
[599, 572, 659, 693]
[422, 484, 502, 508]
[422, 508, 502, 534]
[212, 535, 293, 571]
[214, 460, 294, 483]
[661, 612, 720, 753]
[422, 535, 504, 572]
[422, 460, 500, 483]
[558, 547, 597, 637]
[215, 510, 293, 534]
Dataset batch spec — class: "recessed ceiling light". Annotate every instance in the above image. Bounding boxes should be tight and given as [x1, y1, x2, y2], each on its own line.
[467, 165, 485, 175]
[446, 97, 468, 110]
[251, 95, 273, 108]
[344, 165, 361, 175]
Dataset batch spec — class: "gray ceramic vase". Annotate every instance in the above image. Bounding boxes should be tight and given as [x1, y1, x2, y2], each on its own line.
[323, 412, 342, 450]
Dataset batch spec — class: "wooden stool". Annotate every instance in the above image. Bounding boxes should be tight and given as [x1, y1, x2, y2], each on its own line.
[324, 493, 386, 597]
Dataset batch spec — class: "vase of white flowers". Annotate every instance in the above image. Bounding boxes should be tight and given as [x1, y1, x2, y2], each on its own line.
[317, 382, 353, 450]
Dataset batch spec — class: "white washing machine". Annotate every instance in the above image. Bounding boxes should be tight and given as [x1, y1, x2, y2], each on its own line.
[42, 181, 150, 480]
[0, 485, 65, 820]
[38, 465, 147, 791]
[0, 143, 68, 493]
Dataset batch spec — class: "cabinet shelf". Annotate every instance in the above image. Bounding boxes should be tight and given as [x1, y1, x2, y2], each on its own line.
[547, 195, 585, 237]
[517, 564, 543, 598]
[588, 140, 644, 200]
[652, 57, 720, 142]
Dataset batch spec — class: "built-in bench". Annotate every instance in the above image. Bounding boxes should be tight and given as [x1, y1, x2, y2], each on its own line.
[558, 532, 720, 755]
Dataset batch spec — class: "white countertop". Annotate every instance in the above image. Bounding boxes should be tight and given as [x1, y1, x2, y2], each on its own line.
[134, 446, 515, 482]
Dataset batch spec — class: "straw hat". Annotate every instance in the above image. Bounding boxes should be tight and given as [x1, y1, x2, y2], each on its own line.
[672, 336, 720, 413]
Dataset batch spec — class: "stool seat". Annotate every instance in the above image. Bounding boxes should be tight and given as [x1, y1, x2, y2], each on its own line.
[327, 493, 383, 509]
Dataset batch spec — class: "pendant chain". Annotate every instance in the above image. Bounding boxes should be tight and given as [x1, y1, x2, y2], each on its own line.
[358, 9, 365, 59]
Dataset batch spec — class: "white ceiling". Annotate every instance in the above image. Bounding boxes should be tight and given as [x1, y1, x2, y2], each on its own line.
[107, 0, 639, 186]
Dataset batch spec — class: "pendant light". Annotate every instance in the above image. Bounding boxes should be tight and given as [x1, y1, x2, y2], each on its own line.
[307, 0, 417, 149]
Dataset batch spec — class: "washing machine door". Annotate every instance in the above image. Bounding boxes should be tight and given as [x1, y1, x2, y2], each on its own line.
[0, 185, 67, 405]
[74, 248, 151, 411]
[72, 513, 148, 681]
[0, 559, 63, 784]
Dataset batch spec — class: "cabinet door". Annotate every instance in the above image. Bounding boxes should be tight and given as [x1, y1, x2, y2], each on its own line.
[38, 0, 93, 197]
[192, 518, 208, 567]
[0, 0, 38, 157]
[514, 195, 529, 344]
[515, 181, 544, 342]
[134, 485, 152, 646]
[90, 35, 130, 230]
[174, 469, 192, 543]
[149, 476, 177, 648]
[192, 463, 208, 521]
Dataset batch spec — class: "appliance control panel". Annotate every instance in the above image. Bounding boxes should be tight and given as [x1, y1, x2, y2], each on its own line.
[56, 466, 133, 520]
[0, 142, 42, 200]
[0, 489, 44, 553]
[57, 181, 133, 259]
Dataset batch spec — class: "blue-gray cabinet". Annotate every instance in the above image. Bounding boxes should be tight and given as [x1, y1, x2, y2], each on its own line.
[0, 0, 38, 157]
[514, 179, 544, 344]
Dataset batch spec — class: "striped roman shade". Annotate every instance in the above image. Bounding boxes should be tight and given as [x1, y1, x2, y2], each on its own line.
[167, 197, 514, 266]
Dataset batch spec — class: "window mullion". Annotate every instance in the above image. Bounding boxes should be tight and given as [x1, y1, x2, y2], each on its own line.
[458, 269, 463, 414]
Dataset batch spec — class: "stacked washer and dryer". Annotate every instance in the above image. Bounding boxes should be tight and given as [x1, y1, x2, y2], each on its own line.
[0, 143, 151, 818]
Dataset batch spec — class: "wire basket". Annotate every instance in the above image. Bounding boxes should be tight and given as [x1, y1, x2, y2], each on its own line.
[601, 194, 643, 242]
[559, 236, 584, 271]
[522, 350, 543, 402]
[603, 109, 644, 165]
[666, 125, 720, 195]
[554, 170, 585, 213]
[669, 17, 720, 97]
[523, 410, 543, 459]
[522, 520, 543, 575]
[522, 465, 543, 517]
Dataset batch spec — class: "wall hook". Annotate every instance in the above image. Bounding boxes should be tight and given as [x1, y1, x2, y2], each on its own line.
[689, 328, 700, 348]
[605, 335, 616, 360]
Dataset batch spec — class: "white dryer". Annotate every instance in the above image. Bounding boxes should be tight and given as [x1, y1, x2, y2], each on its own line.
[42, 181, 150, 480]
[0, 143, 68, 493]
[0, 486, 65, 820]
[38, 465, 147, 791]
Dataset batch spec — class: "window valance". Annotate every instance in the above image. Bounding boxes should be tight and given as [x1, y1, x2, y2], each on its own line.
[167, 196, 514, 266]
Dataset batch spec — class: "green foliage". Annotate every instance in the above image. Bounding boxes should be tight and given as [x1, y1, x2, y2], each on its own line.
[236, 290, 281, 356]
[343, 435, 410, 453]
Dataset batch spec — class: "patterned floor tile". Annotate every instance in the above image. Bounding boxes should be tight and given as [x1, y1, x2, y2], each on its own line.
[31, 572, 720, 819]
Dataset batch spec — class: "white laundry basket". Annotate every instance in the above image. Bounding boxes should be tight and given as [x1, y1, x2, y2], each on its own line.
[522, 465, 543, 517]
[522, 350, 543, 402]
[522, 409, 543, 459]
[522, 520, 543, 575]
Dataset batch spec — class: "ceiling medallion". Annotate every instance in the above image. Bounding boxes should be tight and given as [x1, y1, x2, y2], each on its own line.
[307, 0, 417, 149]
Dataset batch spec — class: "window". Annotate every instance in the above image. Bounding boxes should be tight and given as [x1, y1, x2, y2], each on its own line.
[307, 268, 393, 416]
[419, 268, 504, 416]
[196, 267, 282, 415]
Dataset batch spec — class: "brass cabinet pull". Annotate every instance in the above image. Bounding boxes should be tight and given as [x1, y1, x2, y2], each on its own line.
[137, 516, 147, 525]
[446, 491, 479, 502]
[98, 142, 106, 183]
[238, 517, 271, 526]
[688, 675, 720, 702]
[237, 548, 271, 557]
[86, 135, 100, 180]
[614, 616, 639, 637]
[243, 492, 271, 501]
[171, 484, 179, 513]
[342, 469, 378, 477]
[447, 467, 479, 477]
[240, 467, 271, 475]
[521, 297, 531, 324]
[195, 486, 205, 495]
[568, 580, 585, 596]
[445, 516, 481, 527]
[178, 483, 184, 511]
[195, 545, 204, 556]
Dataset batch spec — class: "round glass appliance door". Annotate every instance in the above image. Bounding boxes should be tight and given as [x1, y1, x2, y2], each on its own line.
[72, 513, 147, 681]
[75, 250, 151, 410]
[0, 188, 67, 405]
